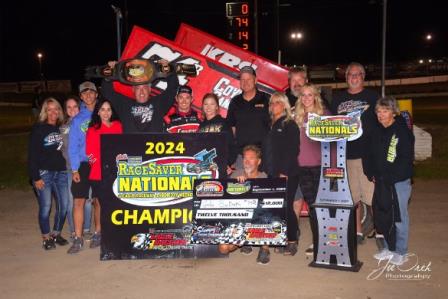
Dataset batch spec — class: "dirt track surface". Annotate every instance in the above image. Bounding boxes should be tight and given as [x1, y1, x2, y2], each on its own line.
[0, 179, 446, 299]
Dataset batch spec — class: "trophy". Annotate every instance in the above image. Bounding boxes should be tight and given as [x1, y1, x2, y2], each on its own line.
[85, 56, 197, 85]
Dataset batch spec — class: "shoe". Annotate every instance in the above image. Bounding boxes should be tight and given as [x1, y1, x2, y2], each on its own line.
[373, 249, 393, 260]
[375, 236, 386, 251]
[67, 237, 83, 254]
[42, 238, 56, 250]
[305, 244, 314, 256]
[89, 232, 101, 249]
[52, 234, 69, 246]
[256, 248, 270, 265]
[240, 246, 253, 255]
[356, 233, 365, 245]
[284, 242, 298, 256]
[390, 253, 409, 266]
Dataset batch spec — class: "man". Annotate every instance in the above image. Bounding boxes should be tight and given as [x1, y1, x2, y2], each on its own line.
[219, 145, 270, 265]
[67, 81, 100, 254]
[330, 62, 379, 244]
[101, 60, 179, 133]
[285, 66, 308, 109]
[226, 66, 270, 169]
[164, 85, 201, 133]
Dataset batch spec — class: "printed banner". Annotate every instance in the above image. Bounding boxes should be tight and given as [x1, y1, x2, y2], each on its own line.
[101, 133, 227, 259]
[191, 178, 288, 246]
[175, 23, 290, 91]
[306, 112, 363, 142]
[115, 26, 277, 116]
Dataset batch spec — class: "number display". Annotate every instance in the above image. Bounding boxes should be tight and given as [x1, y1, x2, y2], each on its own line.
[226, 2, 251, 50]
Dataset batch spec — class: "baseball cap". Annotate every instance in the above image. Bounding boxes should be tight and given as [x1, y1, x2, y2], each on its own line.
[177, 85, 193, 96]
[239, 66, 256, 77]
[79, 81, 97, 93]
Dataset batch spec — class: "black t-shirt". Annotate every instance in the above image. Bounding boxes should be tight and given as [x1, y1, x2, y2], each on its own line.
[101, 74, 179, 133]
[226, 90, 270, 152]
[330, 88, 379, 159]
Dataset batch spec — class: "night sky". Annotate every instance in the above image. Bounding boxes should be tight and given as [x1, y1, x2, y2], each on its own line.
[1, 0, 445, 84]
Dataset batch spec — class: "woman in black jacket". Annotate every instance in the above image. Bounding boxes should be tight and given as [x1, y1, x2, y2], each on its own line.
[368, 96, 414, 266]
[261, 92, 300, 261]
[28, 98, 70, 250]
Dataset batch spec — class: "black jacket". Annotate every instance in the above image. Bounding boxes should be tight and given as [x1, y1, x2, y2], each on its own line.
[262, 116, 300, 177]
[365, 115, 414, 184]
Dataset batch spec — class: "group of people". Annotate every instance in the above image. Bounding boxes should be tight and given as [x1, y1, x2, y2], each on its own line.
[28, 60, 414, 267]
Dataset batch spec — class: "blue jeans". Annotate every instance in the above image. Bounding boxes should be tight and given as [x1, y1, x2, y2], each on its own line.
[384, 179, 412, 255]
[36, 170, 69, 235]
[66, 172, 92, 234]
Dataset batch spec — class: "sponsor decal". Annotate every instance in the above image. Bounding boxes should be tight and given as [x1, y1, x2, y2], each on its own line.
[323, 167, 345, 178]
[306, 112, 363, 142]
[113, 149, 219, 206]
[196, 181, 224, 197]
[226, 181, 251, 195]
[131, 228, 192, 251]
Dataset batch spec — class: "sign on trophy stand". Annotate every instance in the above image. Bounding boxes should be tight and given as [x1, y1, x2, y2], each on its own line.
[307, 112, 363, 272]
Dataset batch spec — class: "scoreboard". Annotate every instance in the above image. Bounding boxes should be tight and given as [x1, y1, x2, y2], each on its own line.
[226, 2, 251, 50]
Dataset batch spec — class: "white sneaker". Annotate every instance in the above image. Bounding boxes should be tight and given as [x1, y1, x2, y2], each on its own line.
[390, 253, 409, 266]
[305, 244, 314, 256]
[373, 249, 393, 260]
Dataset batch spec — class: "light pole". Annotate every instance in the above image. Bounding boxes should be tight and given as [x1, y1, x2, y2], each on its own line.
[111, 5, 123, 60]
[381, 0, 387, 97]
[37, 52, 44, 81]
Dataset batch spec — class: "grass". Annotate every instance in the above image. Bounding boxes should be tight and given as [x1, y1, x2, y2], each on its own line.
[0, 94, 446, 189]
[0, 106, 34, 134]
[0, 134, 30, 190]
[412, 96, 448, 179]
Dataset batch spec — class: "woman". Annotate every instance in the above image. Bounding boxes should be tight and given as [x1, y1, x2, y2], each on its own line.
[369, 96, 414, 266]
[294, 83, 329, 255]
[60, 95, 93, 240]
[198, 93, 236, 170]
[28, 97, 69, 250]
[85, 99, 123, 247]
[262, 92, 300, 261]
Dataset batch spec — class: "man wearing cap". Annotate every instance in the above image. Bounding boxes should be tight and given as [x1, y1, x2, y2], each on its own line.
[164, 85, 201, 133]
[101, 60, 179, 133]
[227, 66, 270, 168]
[67, 81, 101, 254]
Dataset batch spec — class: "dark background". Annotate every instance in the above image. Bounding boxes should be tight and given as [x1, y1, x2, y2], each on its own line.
[1, 0, 445, 83]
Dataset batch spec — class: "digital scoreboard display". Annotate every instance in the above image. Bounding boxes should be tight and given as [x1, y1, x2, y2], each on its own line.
[226, 2, 251, 50]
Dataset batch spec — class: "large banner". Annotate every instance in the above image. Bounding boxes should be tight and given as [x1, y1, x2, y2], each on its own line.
[191, 178, 288, 246]
[101, 133, 227, 259]
[175, 23, 290, 91]
[115, 26, 277, 116]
